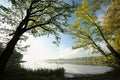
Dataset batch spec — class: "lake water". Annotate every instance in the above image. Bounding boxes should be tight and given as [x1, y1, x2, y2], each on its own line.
[21, 61, 112, 77]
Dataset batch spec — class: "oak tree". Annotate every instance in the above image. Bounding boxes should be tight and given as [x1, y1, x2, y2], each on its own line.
[0, 0, 74, 73]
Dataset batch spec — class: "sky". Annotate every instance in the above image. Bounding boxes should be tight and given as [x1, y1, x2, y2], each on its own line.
[0, 0, 109, 62]
[22, 33, 99, 61]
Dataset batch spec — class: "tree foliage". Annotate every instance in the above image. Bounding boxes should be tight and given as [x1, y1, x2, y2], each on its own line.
[68, 0, 120, 59]
[0, 0, 74, 45]
[68, 0, 107, 55]
[103, 0, 120, 52]
[0, 0, 75, 73]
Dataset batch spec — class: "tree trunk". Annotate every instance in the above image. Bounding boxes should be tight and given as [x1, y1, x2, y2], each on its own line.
[107, 44, 120, 65]
[94, 23, 120, 65]
[0, 30, 23, 74]
[87, 34, 107, 56]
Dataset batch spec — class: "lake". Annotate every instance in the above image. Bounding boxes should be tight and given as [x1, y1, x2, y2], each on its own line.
[21, 61, 113, 77]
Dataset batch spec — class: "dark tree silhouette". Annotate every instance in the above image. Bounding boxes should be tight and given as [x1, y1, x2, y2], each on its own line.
[0, 0, 74, 73]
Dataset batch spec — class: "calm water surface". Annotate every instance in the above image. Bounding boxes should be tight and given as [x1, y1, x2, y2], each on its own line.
[21, 61, 112, 76]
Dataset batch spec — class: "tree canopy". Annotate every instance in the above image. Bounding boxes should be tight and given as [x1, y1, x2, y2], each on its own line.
[0, 0, 75, 73]
[0, 0, 74, 45]
[68, 0, 120, 60]
[103, 0, 120, 52]
[68, 0, 107, 55]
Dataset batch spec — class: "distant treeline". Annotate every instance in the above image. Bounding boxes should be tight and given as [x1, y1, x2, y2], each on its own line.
[45, 56, 118, 67]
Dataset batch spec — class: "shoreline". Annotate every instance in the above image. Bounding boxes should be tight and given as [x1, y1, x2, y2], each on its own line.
[65, 67, 120, 80]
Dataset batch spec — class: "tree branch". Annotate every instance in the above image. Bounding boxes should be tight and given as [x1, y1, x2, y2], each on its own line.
[87, 33, 107, 56]
[30, 14, 42, 17]
[24, 20, 51, 32]
[87, 13, 113, 50]
[31, 0, 51, 15]
[87, 13, 120, 57]
[22, 0, 40, 29]
[24, 12, 63, 32]
[9, 32, 15, 36]
[28, 19, 36, 22]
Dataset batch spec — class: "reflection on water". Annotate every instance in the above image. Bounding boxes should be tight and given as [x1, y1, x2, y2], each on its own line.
[21, 61, 112, 75]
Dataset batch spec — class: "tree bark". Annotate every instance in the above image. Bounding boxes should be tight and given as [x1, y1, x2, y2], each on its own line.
[93, 22, 120, 65]
[0, 30, 23, 74]
[87, 14, 120, 65]
[87, 34, 107, 56]
[107, 44, 120, 65]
